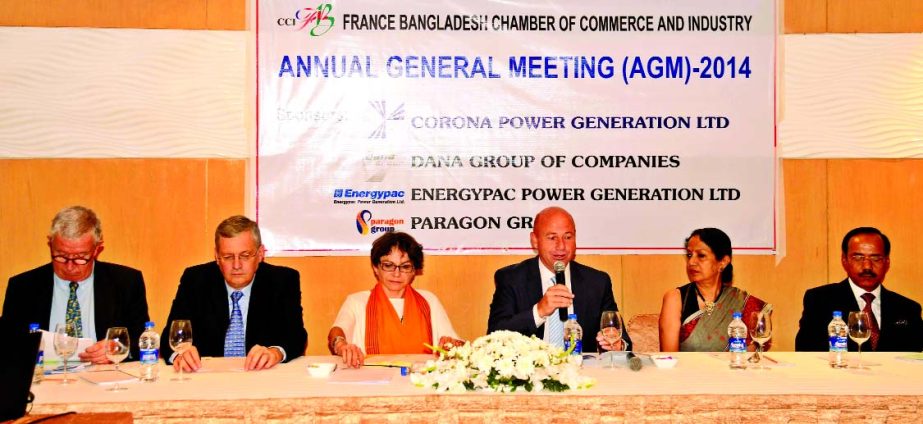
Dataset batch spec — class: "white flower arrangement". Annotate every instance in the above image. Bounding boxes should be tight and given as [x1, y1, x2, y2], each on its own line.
[410, 330, 595, 393]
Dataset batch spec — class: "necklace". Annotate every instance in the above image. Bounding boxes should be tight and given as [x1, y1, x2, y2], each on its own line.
[694, 284, 722, 316]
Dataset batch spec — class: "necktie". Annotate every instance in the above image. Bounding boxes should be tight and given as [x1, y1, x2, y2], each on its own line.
[224, 291, 246, 357]
[861, 293, 881, 351]
[66, 282, 83, 338]
[546, 277, 565, 348]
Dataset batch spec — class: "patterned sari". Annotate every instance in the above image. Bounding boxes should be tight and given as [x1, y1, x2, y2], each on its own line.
[679, 286, 767, 352]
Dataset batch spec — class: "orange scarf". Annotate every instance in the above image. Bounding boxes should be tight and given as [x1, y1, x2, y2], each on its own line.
[365, 283, 433, 354]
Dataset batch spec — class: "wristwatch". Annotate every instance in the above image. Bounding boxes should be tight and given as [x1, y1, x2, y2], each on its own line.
[330, 335, 346, 354]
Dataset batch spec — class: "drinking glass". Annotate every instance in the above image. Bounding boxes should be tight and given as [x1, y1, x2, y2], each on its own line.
[104, 327, 130, 391]
[53, 323, 79, 385]
[847, 311, 871, 370]
[599, 311, 623, 368]
[169, 320, 193, 381]
[747, 311, 772, 369]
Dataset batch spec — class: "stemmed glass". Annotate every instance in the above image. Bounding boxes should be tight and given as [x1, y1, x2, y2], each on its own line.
[169, 320, 193, 381]
[53, 323, 79, 385]
[104, 327, 130, 391]
[847, 311, 871, 370]
[747, 311, 772, 369]
[599, 311, 623, 368]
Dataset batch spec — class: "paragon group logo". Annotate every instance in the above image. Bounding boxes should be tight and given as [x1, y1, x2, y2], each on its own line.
[356, 210, 404, 235]
[276, 3, 335, 37]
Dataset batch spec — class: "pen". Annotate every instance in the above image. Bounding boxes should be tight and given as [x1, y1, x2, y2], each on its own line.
[762, 355, 778, 364]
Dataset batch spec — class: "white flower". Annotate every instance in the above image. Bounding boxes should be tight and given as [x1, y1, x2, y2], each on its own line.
[411, 330, 594, 393]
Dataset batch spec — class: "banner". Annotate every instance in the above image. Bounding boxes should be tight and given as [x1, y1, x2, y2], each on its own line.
[256, 0, 777, 255]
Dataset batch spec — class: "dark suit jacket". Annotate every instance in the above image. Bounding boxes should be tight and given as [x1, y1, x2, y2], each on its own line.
[488, 257, 632, 352]
[795, 279, 923, 352]
[161, 261, 307, 362]
[2, 261, 150, 359]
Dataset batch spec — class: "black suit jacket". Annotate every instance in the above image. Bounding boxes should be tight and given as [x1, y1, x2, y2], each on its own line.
[161, 261, 307, 362]
[488, 257, 632, 352]
[2, 261, 150, 359]
[795, 279, 923, 352]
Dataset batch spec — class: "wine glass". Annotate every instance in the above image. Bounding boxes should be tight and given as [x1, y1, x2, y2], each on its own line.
[847, 311, 871, 369]
[747, 311, 772, 369]
[53, 323, 79, 385]
[599, 311, 623, 368]
[104, 327, 130, 391]
[169, 320, 193, 381]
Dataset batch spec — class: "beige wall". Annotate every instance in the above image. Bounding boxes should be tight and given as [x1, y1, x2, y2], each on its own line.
[2, 1, 922, 354]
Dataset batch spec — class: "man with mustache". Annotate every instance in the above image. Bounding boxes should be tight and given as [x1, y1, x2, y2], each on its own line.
[795, 227, 923, 352]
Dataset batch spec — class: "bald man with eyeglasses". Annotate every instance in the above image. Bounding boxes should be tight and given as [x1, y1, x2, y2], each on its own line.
[795, 227, 923, 352]
[2, 206, 150, 363]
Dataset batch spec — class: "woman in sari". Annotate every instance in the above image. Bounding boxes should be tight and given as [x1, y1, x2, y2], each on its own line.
[659, 228, 770, 352]
[327, 232, 464, 367]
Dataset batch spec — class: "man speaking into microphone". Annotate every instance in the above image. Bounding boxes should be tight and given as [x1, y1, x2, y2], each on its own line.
[488, 206, 632, 353]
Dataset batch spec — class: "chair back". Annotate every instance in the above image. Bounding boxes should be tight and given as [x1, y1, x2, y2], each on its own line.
[627, 313, 660, 353]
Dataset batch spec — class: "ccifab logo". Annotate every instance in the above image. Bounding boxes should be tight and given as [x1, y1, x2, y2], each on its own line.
[277, 3, 335, 37]
[356, 210, 404, 235]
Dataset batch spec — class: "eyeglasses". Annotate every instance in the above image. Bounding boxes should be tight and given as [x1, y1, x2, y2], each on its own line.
[52, 255, 92, 265]
[849, 254, 886, 264]
[379, 262, 414, 274]
[218, 251, 257, 262]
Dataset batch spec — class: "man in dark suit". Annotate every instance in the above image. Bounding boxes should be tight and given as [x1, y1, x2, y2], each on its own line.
[162, 215, 307, 372]
[795, 227, 923, 352]
[2, 206, 149, 363]
[488, 206, 632, 353]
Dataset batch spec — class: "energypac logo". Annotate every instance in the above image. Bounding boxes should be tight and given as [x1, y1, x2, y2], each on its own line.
[333, 188, 405, 205]
[369, 100, 405, 139]
[356, 210, 404, 235]
[276, 3, 335, 37]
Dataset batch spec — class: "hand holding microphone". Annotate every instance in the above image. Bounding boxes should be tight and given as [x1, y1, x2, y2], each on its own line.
[536, 261, 573, 319]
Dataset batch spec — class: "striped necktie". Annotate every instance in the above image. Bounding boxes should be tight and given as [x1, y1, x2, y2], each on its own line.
[224, 291, 246, 357]
[66, 282, 83, 338]
[546, 277, 565, 348]
[861, 293, 881, 351]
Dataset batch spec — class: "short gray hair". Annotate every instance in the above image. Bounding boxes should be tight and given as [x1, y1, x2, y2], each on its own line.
[49, 206, 102, 244]
[215, 215, 262, 248]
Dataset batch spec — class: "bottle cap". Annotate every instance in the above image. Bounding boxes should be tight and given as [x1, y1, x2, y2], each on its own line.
[400, 366, 409, 376]
[732, 311, 742, 319]
[145, 321, 155, 328]
[567, 313, 577, 320]
[28, 323, 40, 331]
[832, 311, 842, 318]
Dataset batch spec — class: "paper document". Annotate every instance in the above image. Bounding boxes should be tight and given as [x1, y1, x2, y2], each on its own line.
[197, 356, 246, 373]
[328, 367, 394, 384]
[79, 369, 139, 385]
[41, 330, 95, 363]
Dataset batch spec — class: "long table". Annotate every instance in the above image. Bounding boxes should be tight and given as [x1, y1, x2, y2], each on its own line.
[30, 352, 923, 423]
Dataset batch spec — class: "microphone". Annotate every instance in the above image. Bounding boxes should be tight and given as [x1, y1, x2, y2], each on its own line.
[553, 261, 567, 321]
[626, 351, 643, 371]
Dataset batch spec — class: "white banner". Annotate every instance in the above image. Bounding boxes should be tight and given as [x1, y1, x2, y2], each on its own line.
[256, 0, 777, 255]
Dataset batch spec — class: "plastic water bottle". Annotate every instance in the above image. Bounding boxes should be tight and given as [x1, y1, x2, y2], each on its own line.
[727, 311, 748, 369]
[138, 321, 160, 382]
[828, 311, 848, 368]
[563, 313, 583, 357]
[29, 323, 44, 384]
